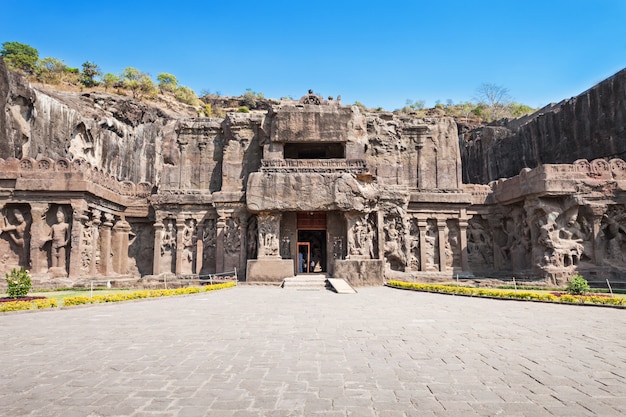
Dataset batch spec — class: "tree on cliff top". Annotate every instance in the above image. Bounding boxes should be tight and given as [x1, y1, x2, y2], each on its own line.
[120, 67, 157, 100]
[0, 41, 39, 74]
[474, 83, 512, 121]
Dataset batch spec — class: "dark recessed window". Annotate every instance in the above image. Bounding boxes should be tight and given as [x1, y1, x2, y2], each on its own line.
[284, 142, 345, 159]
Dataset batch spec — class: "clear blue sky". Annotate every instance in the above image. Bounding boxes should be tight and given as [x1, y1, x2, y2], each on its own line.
[2, 0, 625, 110]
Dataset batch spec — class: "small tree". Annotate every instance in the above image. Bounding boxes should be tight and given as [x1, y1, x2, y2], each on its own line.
[5, 267, 31, 298]
[37, 57, 69, 84]
[157, 73, 178, 93]
[475, 83, 512, 121]
[174, 85, 200, 105]
[0, 41, 39, 74]
[102, 73, 119, 91]
[81, 61, 101, 87]
[120, 67, 157, 100]
[566, 274, 590, 295]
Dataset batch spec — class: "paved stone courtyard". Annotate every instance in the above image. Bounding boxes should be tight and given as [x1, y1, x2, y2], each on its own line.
[1, 286, 625, 417]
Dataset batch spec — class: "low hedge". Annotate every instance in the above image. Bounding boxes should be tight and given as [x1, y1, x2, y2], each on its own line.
[0, 298, 58, 312]
[387, 280, 626, 307]
[62, 282, 236, 307]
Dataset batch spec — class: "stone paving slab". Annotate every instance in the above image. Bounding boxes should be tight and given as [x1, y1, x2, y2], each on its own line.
[1, 286, 625, 416]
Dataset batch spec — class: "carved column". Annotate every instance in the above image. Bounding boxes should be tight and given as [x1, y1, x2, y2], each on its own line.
[418, 219, 428, 271]
[69, 207, 88, 278]
[458, 219, 470, 272]
[437, 220, 447, 272]
[100, 213, 114, 275]
[216, 212, 227, 273]
[178, 140, 190, 189]
[590, 206, 606, 265]
[29, 203, 49, 274]
[377, 211, 385, 261]
[195, 221, 204, 274]
[152, 222, 164, 275]
[238, 212, 248, 277]
[91, 210, 101, 276]
[112, 217, 131, 275]
[198, 141, 208, 190]
[175, 218, 185, 275]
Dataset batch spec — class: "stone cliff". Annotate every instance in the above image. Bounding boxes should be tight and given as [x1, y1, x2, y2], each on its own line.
[462, 68, 626, 184]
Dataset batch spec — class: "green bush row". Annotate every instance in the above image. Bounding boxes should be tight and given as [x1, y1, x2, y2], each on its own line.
[62, 282, 236, 307]
[387, 280, 626, 307]
[0, 298, 58, 313]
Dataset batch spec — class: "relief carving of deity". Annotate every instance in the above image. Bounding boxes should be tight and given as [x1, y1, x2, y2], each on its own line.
[224, 218, 241, 255]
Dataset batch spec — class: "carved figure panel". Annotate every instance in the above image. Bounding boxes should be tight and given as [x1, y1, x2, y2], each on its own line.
[42, 205, 72, 274]
[467, 216, 493, 269]
[383, 215, 406, 271]
[347, 213, 376, 259]
[408, 218, 420, 271]
[601, 205, 626, 265]
[160, 219, 177, 273]
[201, 218, 217, 274]
[257, 212, 280, 258]
[445, 219, 461, 269]
[128, 222, 154, 276]
[181, 218, 197, 274]
[0, 205, 31, 272]
[224, 217, 241, 255]
[424, 219, 439, 271]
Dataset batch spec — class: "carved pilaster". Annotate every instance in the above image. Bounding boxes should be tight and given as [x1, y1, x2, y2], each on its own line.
[69, 207, 88, 278]
[152, 222, 164, 275]
[100, 213, 114, 275]
[112, 217, 131, 275]
[216, 213, 227, 273]
[29, 204, 49, 274]
[437, 220, 447, 272]
[195, 221, 205, 274]
[459, 220, 470, 272]
[417, 219, 428, 271]
[91, 210, 101, 276]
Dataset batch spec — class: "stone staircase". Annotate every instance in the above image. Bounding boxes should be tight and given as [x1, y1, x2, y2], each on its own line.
[281, 274, 329, 290]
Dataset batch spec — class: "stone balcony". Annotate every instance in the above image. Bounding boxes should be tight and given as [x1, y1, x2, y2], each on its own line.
[259, 159, 368, 174]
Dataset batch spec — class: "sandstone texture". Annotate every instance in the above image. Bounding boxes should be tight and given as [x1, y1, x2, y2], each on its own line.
[462, 68, 626, 184]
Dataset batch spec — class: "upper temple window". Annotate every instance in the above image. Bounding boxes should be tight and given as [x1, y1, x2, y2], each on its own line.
[284, 142, 345, 159]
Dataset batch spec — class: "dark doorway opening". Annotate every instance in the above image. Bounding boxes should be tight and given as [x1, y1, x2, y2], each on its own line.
[297, 230, 326, 273]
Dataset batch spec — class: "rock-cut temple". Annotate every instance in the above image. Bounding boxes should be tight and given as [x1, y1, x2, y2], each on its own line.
[2, 60, 626, 288]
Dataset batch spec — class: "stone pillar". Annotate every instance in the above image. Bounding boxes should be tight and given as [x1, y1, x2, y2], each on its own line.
[418, 219, 428, 271]
[195, 221, 204, 274]
[100, 213, 114, 275]
[437, 220, 447, 272]
[112, 217, 131, 275]
[91, 210, 101, 276]
[416, 143, 424, 189]
[152, 222, 164, 275]
[175, 218, 185, 275]
[29, 203, 50, 274]
[238, 212, 248, 278]
[198, 141, 208, 190]
[458, 219, 470, 272]
[377, 211, 384, 261]
[178, 140, 190, 189]
[216, 213, 227, 273]
[590, 206, 606, 265]
[68, 207, 88, 278]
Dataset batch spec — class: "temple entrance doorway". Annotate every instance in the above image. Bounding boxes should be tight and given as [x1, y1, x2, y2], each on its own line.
[296, 212, 327, 274]
[297, 230, 326, 273]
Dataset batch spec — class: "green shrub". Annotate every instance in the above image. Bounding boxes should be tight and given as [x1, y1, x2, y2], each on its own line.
[237, 106, 250, 113]
[566, 274, 590, 295]
[6, 267, 31, 298]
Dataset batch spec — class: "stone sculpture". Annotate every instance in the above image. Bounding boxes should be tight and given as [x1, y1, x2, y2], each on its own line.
[43, 208, 70, 272]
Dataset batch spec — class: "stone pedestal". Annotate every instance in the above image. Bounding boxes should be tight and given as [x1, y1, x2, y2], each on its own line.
[246, 259, 294, 283]
[333, 259, 384, 287]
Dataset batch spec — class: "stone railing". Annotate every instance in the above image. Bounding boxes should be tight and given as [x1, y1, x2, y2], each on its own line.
[0, 157, 153, 198]
[260, 159, 368, 174]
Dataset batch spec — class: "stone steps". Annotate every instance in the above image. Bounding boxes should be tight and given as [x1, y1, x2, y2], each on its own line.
[281, 275, 329, 290]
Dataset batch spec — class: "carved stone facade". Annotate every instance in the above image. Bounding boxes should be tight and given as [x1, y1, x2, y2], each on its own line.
[2, 63, 626, 288]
